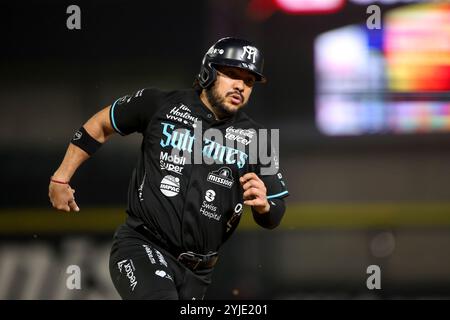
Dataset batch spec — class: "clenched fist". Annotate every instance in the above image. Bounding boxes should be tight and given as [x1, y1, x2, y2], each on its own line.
[48, 180, 80, 212]
[240, 172, 270, 214]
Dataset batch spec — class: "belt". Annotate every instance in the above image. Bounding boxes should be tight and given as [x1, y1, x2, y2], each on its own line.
[134, 224, 218, 271]
[178, 251, 218, 271]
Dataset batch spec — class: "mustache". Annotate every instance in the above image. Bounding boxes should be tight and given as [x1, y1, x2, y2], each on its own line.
[226, 91, 244, 101]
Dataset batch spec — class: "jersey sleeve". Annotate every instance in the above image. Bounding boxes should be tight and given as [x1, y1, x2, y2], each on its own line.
[109, 88, 163, 135]
[252, 128, 289, 200]
[259, 158, 289, 200]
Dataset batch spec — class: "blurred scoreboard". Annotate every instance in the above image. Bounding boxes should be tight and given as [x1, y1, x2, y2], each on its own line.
[314, 3, 450, 135]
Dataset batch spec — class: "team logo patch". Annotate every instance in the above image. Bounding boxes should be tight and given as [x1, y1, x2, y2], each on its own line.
[160, 175, 180, 197]
[241, 45, 257, 64]
[73, 130, 82, 141]
[207, 167, 234, 188]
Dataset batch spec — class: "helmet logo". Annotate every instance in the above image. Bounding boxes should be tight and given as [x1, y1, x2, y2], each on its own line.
[207, 46, 224, 55]
[241, 46, 257, 64]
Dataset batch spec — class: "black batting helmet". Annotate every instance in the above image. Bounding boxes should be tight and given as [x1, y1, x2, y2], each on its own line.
[197, 37, 266, 88]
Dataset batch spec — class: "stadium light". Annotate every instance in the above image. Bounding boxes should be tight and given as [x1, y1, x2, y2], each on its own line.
[274, 0, 345, 14]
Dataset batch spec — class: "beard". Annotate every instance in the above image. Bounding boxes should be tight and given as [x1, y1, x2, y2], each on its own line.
[205, 85, 247, 119]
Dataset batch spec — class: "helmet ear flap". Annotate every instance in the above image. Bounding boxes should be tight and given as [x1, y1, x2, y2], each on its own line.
[198, 63, 217, 89]
[199, 68, 209, 83]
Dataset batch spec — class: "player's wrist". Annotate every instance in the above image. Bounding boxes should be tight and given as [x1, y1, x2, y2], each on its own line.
[254, 201, 270, 214]
[50, 175, 70, 185]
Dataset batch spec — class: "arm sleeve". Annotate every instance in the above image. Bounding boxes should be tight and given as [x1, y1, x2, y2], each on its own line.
[109, 88, 164, 135]
[252, 197, 286, 229]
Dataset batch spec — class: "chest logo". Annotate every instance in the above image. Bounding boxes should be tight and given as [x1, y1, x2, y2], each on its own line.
[200, 190, 221, 221]
[160, 175, 180, 197]
[165, 104, 199, 128]
[207, 167, 234, 188]
[205, 189, 216, 202]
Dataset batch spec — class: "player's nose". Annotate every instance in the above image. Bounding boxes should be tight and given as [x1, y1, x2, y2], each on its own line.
[232, 78, 245, 91]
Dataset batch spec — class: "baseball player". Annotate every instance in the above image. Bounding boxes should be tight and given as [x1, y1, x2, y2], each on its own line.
[48, 37, 289, 300]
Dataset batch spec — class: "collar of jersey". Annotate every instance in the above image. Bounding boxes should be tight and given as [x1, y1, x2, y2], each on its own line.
[186, 89, 240, 126]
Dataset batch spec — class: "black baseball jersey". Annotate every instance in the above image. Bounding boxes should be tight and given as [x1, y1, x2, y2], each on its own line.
[109, 88, 289, 254]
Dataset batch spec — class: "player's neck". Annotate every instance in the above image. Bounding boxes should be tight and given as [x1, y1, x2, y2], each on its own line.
[199, 90, 222, 120]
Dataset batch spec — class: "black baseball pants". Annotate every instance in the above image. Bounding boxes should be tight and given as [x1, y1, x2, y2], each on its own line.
[109, 224, 213, 300]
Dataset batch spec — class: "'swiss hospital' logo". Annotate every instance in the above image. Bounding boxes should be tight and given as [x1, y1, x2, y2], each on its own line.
[207, 167, 234, 188]
[200, 189, 221, 221]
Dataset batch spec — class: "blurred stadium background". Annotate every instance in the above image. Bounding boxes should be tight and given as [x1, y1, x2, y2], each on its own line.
[1, 0, 450, 299]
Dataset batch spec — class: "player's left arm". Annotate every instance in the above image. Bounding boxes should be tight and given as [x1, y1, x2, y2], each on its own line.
[240, 172, 287, 229]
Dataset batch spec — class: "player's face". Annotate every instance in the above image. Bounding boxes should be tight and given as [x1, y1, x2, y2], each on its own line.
[206, 66, 256, 117]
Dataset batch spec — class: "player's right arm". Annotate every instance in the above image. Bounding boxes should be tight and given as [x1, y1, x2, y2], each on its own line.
[49, 106, 115, 212]
[49, 88, 163, 213]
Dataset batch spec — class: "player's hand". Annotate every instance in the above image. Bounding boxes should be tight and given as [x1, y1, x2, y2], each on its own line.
[240, 172, 270, 214]
[48, 180, 80, 212]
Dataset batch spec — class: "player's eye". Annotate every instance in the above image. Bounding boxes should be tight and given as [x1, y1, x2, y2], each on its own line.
[224, 70, 239, 79]
[244, 78, 255, 87]
[218, 68, 255, 86]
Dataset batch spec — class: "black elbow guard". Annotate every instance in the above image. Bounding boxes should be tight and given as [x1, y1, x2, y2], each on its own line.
[71, 126, 102, 155]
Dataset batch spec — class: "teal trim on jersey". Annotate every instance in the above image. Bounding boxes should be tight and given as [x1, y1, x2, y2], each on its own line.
[267, 190, 289, 199]
[110, 99, 124, 135]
